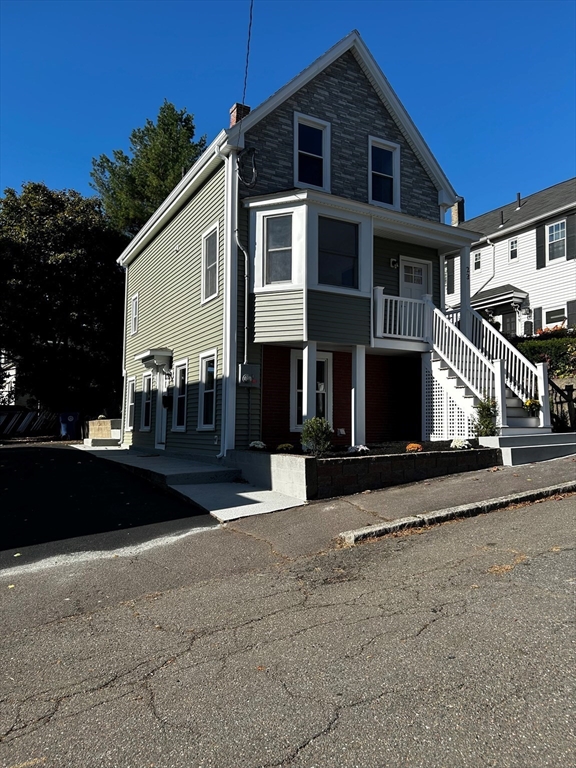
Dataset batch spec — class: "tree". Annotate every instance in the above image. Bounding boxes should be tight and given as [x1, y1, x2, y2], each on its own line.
[0, 182, 129, 414]
[91, 100, 207, 236]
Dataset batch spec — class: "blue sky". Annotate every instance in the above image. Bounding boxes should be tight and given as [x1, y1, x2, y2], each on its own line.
[1, 0, 575, 219]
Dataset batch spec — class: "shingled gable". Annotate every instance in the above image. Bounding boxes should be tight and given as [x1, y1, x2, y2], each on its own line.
[226, 30, 457, 206]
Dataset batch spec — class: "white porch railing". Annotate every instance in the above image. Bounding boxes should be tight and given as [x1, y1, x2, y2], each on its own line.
[373, 288, 430, 341]
[468, 308, 539, 403]
[430, 301, 496, 401]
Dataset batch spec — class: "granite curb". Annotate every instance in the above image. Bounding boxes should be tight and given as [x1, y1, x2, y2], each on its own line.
[337, 481, 576, 547]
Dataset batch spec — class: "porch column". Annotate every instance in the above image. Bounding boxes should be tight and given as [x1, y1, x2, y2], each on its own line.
[351, 345, 366, 446]
[302, 341, 317, 423]
[459, 245, 472, 338]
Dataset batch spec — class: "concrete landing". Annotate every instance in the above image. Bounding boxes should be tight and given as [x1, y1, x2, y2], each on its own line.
[175, 482, 306, 522]
[74, 446, 306, 521]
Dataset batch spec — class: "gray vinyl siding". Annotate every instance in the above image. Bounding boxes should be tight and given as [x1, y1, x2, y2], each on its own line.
[242, 50, 439, 221]
[123, 165, 226, 455]
[253, 291, 304, 343]
[307, 290, 371, 345]
[373, 236, 440, 306]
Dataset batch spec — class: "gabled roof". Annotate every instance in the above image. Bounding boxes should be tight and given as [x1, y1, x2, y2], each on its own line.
[226, 30, 457, 203]
[461, 178, 576, 239]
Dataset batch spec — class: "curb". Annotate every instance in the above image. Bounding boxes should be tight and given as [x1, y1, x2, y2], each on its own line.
[337, 481, 576, 547]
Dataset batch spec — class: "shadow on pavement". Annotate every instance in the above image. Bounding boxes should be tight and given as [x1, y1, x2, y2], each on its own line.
[1, 443, 208, 551]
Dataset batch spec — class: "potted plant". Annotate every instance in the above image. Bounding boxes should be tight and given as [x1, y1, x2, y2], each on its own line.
[522, 399, 541, 417]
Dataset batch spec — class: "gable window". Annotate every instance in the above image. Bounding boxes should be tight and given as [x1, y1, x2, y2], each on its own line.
[126, 377, 136, 431]
[265, 214, 292, 284]
[294, 113, 330, 191]
[369, 137, 400, 209]
[290, 350, 333, 432]
[545, 308, 566, 325]
[474, 252, 481, 271]
[202, 225, 218, 302]
[318, 216, 358, 289]
[547, 221, 566, 261]
[141, 373, 152, 431]
[509, 239, 518, 260]
[131, 294, 139, 334]
[172, 360, 188, 431]
[198, 350, 217, 430]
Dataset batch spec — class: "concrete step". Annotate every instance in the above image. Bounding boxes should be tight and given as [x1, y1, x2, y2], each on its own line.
[506, 417, 540, 428]
[83, 438, 121, 447]
[480, 432, 574, 448]
[500, 443, 576, 466]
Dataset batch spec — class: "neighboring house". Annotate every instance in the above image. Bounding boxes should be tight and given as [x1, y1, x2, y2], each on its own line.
[118, 31, 556, 457]
[446, 178, 576, 336]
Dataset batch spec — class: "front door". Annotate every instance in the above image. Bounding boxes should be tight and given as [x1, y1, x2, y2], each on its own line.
[400, 259, 429, 300]
[155, 371, 168, 449]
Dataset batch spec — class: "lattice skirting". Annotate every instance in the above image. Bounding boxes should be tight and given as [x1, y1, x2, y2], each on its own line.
[424, 369, 475, 440]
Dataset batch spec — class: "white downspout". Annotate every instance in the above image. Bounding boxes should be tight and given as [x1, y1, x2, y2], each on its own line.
[120, 264, 128, 445]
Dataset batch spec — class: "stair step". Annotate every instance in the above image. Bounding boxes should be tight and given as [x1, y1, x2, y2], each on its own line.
[480, 432, 574, 447]
[506, 417, 540, 428]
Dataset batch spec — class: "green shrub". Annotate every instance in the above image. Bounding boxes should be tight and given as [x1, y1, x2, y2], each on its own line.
[301, 417, 333, 456]
[474, 397, 498, 437]
[276, 443, 294, 453]
[517, 337, 576, 378]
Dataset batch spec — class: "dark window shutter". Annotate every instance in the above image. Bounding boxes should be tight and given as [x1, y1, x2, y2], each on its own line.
[566, 213, 575, 261]
[446, 258, 455, 295]
[533, 307, 542, 333]
[536, 225, 546, 269]
[567, 300, 576, 328]
[523, 321, 533, 336]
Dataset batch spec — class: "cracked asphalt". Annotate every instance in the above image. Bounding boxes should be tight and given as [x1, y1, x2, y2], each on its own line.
[1, 489, 574, 768]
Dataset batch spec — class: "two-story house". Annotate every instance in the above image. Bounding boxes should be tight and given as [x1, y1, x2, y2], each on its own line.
[446, 179, 576, 336]
[118, 31, 557, 462]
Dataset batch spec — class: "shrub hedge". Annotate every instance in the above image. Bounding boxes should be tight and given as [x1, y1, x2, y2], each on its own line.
[517, 336, 576, 378]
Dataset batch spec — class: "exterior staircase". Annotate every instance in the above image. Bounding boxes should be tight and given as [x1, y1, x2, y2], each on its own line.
[424, 300, 576, 465]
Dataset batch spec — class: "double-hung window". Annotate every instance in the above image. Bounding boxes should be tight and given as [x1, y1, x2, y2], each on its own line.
[172, 360, 187, 431]
[369, 137, 400, 209]
[294, 113, 330, 191]
[202, 225, 218, 302]
[126, 377, 136, 431]
[131, 294, 139, 334]
[265, 214, 292, 284]
[141, 373, 152, 430]
[318, 216, 358, 289]
[509, 239, 518, 260]
[547, 221, 566, 261]
[474, 252, 481, 271]
[198, 351, 216, 430]
[290, 350, 332, 432]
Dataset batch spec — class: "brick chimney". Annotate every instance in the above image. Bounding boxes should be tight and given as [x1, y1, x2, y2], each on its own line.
[450, 198, 465, 226]
[229, 103, 251, 127]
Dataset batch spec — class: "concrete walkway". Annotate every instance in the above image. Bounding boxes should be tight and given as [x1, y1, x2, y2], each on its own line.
[74, 445, 306, 521]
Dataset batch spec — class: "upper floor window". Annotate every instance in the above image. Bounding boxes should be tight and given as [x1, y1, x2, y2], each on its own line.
[509, 239, 518, 260]
[294, 113, 330, 192]
[547, 221, 566, 261]
[369, 137, 400, 209]
[265, 214, 292, 284]
[172, 359, 188, 431]
[202, 225, 218, 302]
[474, 252, 481, 271]
[318, 216, 358, 289]
[131, 294, 139, 334]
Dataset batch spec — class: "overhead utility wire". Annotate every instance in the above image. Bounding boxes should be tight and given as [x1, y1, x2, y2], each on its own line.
[237, 0, 257, 188]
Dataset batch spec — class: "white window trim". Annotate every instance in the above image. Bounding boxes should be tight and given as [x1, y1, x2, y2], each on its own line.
[197, 349, 217, 431]
[126, 376, 136, 432]
[251, 204, 306, 293]
[130, 293, 139, 335]
[473, 251, 482, 271]
[508, 238, 518, 262]
[545, 307, 566, 325]
[368, 136, 401, 211]
[201, 222, 219, 304]
[294, 112, 331, 193]
[140, 372, 152, 431]
[289, 349, 333, 433]
[546, 219, 567, 263]
[171, 358, 188, 432]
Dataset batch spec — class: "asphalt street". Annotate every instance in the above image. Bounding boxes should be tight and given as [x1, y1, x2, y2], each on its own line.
[1, 491, 574, 768]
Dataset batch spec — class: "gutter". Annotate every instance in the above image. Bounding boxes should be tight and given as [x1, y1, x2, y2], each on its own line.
[470, 202, 575, 246]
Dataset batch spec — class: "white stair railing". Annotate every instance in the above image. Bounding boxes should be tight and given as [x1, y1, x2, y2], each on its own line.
[429, 301, 496, 401]
[373, 289, 428, 341]
[467, 307, 539, 403]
